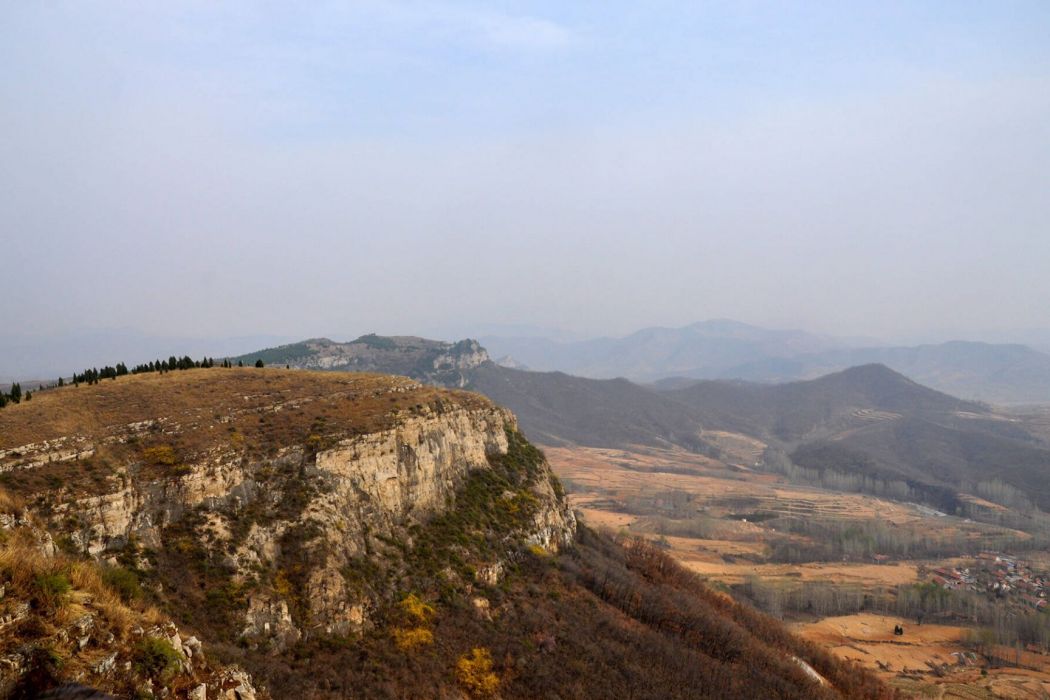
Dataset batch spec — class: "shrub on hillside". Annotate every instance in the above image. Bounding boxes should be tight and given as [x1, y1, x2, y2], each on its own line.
[393, 627, 434, 651]
[101, 566, 142, 603]
[133, 637, 182, 680]
[455, 647, 500, 697]
[33, 573, 70, 609]
[142, 446, 177, 466]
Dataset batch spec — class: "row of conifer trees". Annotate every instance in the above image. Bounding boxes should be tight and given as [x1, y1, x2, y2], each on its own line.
[0, 356, 265, 409]
[0, 382, 28, 408]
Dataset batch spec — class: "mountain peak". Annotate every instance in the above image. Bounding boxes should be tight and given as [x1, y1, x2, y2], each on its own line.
[235, 335, 490, 386]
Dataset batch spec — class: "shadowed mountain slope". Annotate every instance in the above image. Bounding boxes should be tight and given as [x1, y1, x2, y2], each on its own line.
[667, 364, 983, 442]
[463, 363, 712, 452]
[664, 365, 1050, 510]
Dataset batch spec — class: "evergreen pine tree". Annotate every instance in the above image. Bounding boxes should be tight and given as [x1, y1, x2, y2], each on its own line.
[255, 359, 264, 368]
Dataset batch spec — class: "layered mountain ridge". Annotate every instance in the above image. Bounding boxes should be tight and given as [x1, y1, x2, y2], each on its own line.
[479, 321, 1050, 404]
[0, 368, 886, 698]
[239, 334, 1050, 516]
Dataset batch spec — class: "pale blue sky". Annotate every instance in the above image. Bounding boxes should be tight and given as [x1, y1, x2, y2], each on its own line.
[2, 2, 1049, 351]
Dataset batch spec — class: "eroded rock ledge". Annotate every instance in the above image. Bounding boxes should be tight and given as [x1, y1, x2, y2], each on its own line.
[0, 371, 575, 659]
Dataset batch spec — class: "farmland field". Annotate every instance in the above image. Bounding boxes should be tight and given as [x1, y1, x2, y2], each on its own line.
[545, 443, 1050, 697]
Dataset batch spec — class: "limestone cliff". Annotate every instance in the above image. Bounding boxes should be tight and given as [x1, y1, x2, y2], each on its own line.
[0, 369, 575, 690]
[0, 368, 890, 700]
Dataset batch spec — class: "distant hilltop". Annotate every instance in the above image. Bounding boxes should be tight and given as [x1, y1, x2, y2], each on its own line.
[233, 334, 490, 387]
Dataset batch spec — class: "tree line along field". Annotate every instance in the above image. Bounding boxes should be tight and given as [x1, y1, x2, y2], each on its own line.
[544, 443, 1050, 698]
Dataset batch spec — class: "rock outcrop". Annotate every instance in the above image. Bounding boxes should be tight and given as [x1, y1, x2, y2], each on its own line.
[0, 369, 575, 660]
[0, 520, 261, 699]
[234, 336, 490, 387]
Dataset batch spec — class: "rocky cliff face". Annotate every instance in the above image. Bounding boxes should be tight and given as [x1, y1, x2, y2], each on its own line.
[0, 515, 261, 699]
[0, 369, 574, 695]
[0, 369, 889, 700]
[234, 336, 490, 387]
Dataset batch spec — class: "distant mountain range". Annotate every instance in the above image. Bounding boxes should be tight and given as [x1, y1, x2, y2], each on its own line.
[481, 320, 1050, 405]
[8, 320, 1050, 405]
[479, 319, 855, 380]
[694, 341, 1050, 405]
[238, 334, 1050, 512]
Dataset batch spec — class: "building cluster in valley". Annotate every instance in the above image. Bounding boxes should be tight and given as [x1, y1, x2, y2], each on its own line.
[929, 552, 1049, 610]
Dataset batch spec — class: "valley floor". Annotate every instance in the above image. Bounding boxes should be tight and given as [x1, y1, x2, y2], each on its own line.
[545, 444, 1050, 699]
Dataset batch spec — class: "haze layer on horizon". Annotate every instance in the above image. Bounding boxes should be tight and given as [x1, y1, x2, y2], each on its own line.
[3, 2, 1049, 345]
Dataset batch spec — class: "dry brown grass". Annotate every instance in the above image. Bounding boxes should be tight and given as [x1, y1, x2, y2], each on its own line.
[142, 605, 167, 626]
[0, 535, 64, 592]
[796, 612, 1050, 697]
[0, 367, 493, 451]
[67, 561, 134, 635]
[0, 368, 496, 499]
[0, 530, 231, 696]
[0, 528, 155, 641]
[0, 489, 25, 515]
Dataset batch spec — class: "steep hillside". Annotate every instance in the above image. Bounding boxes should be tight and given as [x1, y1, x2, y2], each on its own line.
[0, 370, 886, 699]
[801, 416, 1050, 511]
[463, 363, 714, 452]
[664, 365, 1050, 511]
[0, 520, 259, 699]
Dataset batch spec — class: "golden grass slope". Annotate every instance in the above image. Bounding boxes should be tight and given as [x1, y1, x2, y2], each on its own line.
[0, 368, 499, 504]
[0, 368, 493, 451]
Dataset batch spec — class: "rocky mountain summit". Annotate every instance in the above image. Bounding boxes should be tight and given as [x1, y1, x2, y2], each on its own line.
[233, 336, 489, 387]
[0, 369, 573, 697]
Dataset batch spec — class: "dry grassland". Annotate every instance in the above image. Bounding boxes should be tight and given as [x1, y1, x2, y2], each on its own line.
[0, 369, 494, 500]
[0, 368, 491, 451]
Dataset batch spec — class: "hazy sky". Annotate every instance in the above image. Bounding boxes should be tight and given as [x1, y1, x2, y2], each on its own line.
[3, 2, 1049, 345]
